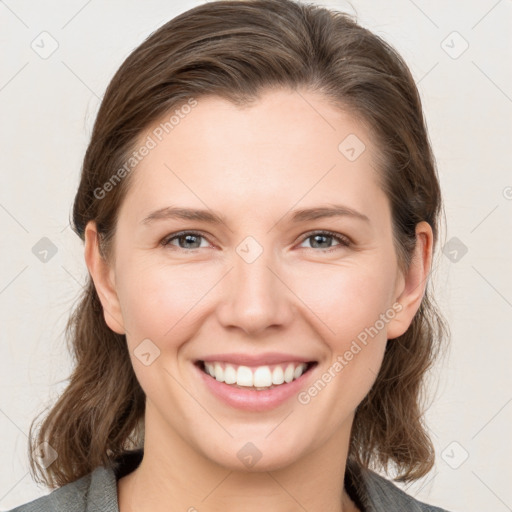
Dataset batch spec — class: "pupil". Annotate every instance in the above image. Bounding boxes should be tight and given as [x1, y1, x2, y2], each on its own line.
[183, 235, 199, 248]
[313, 234, 329, 248]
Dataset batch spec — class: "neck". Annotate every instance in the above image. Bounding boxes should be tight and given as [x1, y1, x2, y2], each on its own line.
[118, 407, 359, 512]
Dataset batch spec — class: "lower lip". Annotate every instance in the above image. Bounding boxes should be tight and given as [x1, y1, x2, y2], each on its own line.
[195, 362, 317, 412]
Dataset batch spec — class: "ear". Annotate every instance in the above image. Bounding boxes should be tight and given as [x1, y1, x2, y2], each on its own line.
[84, 221, 126, 335]
[386, 221, 433, 340]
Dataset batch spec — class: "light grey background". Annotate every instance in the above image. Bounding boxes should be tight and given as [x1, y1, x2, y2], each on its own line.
[1, 1, 511, 511]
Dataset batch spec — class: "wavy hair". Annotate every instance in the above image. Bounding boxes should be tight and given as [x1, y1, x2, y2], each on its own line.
[28, 0, 450, 488]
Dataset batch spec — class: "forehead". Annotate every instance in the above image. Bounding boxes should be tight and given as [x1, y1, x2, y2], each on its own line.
[120, 89, 387, 227]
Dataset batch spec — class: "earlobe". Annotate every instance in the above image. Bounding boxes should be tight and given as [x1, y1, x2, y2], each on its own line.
[386, 221, 433, 340]
[84, 221, 126, 335]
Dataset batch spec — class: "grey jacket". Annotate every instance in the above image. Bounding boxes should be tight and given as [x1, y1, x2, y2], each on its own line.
[8, 449, 453, 511]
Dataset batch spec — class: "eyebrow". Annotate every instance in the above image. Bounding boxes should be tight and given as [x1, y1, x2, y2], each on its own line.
[141, 204, 370, 226]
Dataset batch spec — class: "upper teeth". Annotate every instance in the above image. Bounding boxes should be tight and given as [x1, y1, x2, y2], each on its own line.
[203, 362, 309, 388]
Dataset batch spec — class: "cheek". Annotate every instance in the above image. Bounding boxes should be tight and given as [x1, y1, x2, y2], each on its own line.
[290, 257, 397, 345]
[115, 259, 205, 343]
[115, 262, 206, 397]
[292, 258, 394, 401]
[116, 243, 397, 349]
[295, 268, 392, 423]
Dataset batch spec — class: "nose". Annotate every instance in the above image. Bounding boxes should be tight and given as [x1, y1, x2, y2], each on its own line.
[215, 240, 295, 336]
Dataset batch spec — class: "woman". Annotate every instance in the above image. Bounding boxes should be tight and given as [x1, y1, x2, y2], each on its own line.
[10, 0, 452, 510]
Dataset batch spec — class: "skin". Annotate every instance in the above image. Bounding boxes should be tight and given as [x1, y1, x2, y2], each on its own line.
[84, 88, 432, 512]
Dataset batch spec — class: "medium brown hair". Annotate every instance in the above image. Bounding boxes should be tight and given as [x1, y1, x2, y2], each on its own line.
[28, 0, 449, 488]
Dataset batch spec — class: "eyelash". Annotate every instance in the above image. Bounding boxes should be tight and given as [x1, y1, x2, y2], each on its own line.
[160, 230, 352, 253]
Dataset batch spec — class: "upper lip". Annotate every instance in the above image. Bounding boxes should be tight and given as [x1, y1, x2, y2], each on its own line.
[197, 352, 316, 366]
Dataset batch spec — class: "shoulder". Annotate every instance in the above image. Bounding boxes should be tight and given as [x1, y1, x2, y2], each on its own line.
[6, 465, 118, 512]
[346, 459, 454, 512]
[362, 467, 453, 511]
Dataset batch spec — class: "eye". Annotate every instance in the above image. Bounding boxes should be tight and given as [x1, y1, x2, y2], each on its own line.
[298, 230, 351, 253]
[160, 230, 352, 253]
[161, 231, 210, 250]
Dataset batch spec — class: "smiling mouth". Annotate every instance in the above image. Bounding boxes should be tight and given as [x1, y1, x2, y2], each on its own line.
[195, 360, 318, 390]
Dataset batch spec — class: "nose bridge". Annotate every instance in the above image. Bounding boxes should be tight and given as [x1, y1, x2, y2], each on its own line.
[217, 233, 293, 334]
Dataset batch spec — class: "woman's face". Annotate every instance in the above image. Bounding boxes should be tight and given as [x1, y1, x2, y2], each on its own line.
[86, 88, 429, 472]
